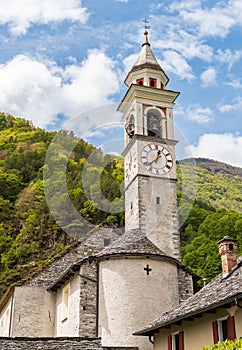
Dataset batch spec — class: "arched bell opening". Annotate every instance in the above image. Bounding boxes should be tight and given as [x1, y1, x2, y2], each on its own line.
[147, 109, 162, 138]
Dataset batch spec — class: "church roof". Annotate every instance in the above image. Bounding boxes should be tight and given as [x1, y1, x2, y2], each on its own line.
[131, 31, 165, 74]
[96, 228, 170, 258]
[24, 226, 122, 288]
[0, 225, 122, 309]
[135, 258, 242, 335]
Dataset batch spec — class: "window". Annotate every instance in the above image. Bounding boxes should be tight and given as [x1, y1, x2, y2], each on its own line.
[212, 316, 236, 343]
[136, 78, 144, 85]
[156, 197, 160, 205]
[104, 238, 111, 247]
[61, 283, 70, 322]
[149, 78, 157, 88]
[168, 331, 184, 350]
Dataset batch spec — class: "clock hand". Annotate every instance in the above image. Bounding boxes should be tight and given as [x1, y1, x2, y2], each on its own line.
[147, 150, 161, 165]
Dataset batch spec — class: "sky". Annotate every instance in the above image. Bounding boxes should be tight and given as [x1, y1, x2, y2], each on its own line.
[0, 0, 241, 167]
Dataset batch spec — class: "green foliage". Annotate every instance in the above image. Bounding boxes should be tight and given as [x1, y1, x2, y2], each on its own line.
[0, 113, 124, 296]
[202, 339, 242, 350]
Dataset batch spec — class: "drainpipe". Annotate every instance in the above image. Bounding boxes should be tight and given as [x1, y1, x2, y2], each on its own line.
[149, 335, 154, 344]
[235, 297, 242, 309]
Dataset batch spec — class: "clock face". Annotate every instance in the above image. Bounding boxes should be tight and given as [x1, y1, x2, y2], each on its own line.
[125, 148, 137, 182]
[141, 143, 173, 176]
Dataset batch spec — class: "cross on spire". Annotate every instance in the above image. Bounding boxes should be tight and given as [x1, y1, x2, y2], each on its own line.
[144, 264, 152, 275]
[143, 19, 150, 31]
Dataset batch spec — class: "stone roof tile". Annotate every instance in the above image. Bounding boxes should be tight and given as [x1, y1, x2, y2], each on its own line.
[96, 228, 165, 257]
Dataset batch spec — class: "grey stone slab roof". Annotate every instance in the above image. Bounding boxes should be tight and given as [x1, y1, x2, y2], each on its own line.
[0, 226, 122, 311]
[96, 228, 166, 258]
[23, 226, 122, 288]
[135, 259, 242, 335]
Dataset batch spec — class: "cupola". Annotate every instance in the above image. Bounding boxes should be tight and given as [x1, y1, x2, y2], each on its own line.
[124, 30, 169, 89]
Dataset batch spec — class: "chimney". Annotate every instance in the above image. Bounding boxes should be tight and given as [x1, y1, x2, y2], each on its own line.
[217, 236, 238, 277]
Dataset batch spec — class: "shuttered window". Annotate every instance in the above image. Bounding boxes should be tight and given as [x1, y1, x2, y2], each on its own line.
[168, 331, 184, 350]
[228, 316, 236, 340]
[212, 316, 236, 343]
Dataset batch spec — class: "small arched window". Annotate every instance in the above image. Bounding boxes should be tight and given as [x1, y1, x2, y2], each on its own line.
[126, 115, 135, 138]
[136, 78, 144, 86]
[149, 78, 157, 88]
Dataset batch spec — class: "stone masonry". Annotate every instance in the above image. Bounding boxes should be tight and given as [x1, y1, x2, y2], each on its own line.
[0, 337, 138, 350]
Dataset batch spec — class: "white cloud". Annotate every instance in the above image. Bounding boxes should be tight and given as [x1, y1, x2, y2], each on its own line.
[186, 133, 242, 167]
[169, 0, 236, 38]
[187, 104, 213, 123]
[0, 0, 89, 35]
[200, 67, 217, 87]
[159, 51, 194, 81]
[0, 50, 120, 128]
[226, 78, 242, 89]
[215, 49, 242, 70]
[218, 97, 242, 113]
[123, 53, 138, 75]
[153, 23, 213, 62]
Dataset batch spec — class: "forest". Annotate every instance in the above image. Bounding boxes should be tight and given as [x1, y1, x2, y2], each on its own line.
[0, 112, 241, 297]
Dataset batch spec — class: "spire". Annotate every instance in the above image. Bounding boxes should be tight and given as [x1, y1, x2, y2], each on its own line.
[131, 30, 162, 72]
[143, 30, 150, 46]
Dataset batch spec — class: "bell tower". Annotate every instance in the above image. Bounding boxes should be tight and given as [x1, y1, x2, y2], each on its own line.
[118, 30, 181, 260]
[98, 31, 190, 350]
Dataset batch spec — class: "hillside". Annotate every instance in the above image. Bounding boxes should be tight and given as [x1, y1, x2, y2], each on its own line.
[0, 112, 241, 296]
[181, 157, 242, 177]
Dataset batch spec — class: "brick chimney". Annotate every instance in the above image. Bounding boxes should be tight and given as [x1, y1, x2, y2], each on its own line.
[217, 236, 238, 277]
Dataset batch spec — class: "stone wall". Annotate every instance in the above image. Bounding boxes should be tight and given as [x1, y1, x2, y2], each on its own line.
[125, 173, 181, 261]
[0, 337, 102, 350]
[79, 259, 98, 337]
[178, 267, 194, 303]
[0, 337, 139, 350]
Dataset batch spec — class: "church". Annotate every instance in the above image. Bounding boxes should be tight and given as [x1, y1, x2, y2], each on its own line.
[0, 31, 241, 350]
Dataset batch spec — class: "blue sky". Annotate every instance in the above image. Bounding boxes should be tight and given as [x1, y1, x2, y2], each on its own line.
[0, 0, 241, 166]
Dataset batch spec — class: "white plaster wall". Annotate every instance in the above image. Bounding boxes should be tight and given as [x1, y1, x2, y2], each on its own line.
[55, 275, 80, 336]
[166, 108, 174, 140]
[235, 307, 242, 339]
[0, 296, 12, 336]
[98, 257, 179, 350]
[11, 286, 55, 337]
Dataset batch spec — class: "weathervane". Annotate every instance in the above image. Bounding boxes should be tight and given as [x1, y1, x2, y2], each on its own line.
[143, 19, 150, 31]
